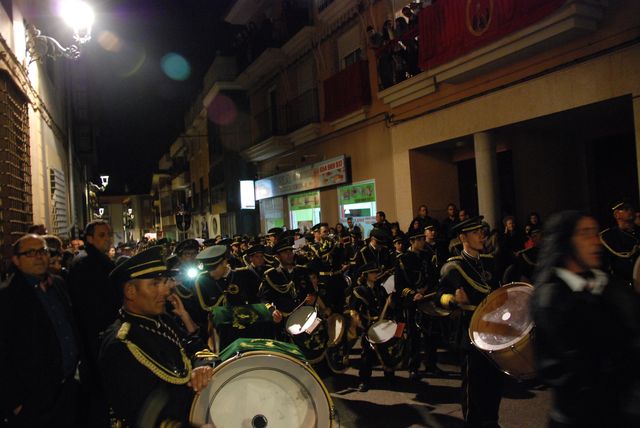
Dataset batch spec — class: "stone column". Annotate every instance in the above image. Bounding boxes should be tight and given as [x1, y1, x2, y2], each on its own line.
[474, 132, 501, 230]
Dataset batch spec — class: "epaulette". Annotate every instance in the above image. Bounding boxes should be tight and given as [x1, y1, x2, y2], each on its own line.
[446, 256, 463, 263]
[264, 267, 276, 275]
[480, 254, 494, 259]
[234, 266, 249, 272]
[117, 322, 130, 341]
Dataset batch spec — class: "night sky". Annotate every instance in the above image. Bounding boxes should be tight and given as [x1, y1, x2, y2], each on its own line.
[85, 0, 234, 195]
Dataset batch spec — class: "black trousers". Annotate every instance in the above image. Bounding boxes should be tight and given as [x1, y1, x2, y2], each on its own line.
[461, 346, 504, 428]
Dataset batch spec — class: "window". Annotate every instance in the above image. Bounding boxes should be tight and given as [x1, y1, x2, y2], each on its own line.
[343, 48, 362, 68]
[337, 25, 363, 70]
[0, 72, 32, 256]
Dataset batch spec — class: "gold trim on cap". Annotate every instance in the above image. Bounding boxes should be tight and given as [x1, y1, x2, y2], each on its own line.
[461, 224, 483, 232]
[130, 265, 167, 278]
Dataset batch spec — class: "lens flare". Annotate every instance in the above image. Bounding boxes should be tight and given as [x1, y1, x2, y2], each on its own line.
[98, 31, 122, 52]
[161, 53, 191, 81]
[207, 94, 237, 125]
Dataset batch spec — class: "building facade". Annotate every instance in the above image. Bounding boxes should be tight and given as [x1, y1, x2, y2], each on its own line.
[0, 0, 88, 258]
[154, 0, 640, 238]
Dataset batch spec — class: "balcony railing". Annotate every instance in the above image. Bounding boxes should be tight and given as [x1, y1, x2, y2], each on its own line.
[253, 106, 287, 144]
[285, 88, 319, 132]
[323, 60, 371, 122]
[252, 88, 320, 143]
[374, 0, 571, 91]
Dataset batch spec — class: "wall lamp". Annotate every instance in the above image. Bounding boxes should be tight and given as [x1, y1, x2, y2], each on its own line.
[26, 1, 95, 63]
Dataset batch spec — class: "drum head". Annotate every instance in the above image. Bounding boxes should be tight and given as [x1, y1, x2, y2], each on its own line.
[367, 320, 397, 344]
[417, 300, 451, 317]
[469, 282, 534, 352]
[286, 306, 318, 335]
[190, 351, 334, 427]
[326, 314, 345, 347]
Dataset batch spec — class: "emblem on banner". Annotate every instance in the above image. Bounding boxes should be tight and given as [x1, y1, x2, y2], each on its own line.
[466, 0, 494, 36]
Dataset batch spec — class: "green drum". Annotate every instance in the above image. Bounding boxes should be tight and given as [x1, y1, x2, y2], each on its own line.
[210, 304, 275, 349]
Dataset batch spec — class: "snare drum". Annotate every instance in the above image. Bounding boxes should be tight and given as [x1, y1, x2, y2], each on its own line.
[468, 282, 536, 381]
[286, 306, 320, 336]
[367, 320, 406, 371]
[416, 299, 452, 317]
[326, 313, 345, 347]
[190, 338, 335, 427]
[286, 306, 327, 364]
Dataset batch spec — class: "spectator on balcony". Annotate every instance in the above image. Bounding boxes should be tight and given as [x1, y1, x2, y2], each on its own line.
[369, 25, 394, 89]
[395, 16, 409, 39]
[402, 6, 418, 30]
[382, 19, 396, 42]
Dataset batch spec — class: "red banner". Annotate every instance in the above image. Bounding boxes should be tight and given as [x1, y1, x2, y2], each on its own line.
[323, 60, 371, 122]
[418, 0, 566, 70]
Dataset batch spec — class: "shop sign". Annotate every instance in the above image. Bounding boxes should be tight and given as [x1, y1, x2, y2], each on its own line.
[338, 181, 376, 204]
[288, 191, 320, 210]
[255, 155, 347, 200]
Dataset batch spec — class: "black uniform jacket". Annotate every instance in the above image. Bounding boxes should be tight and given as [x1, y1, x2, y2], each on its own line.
[99, 310, 208, 427]
[437, 253, 498, 349]
[259, 265, 314, 315]
[600, 226, 640, 286]
[347, 282, 388, 330]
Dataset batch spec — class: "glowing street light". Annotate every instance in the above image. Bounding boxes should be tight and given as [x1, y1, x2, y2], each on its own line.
[26, 1, 96, 63]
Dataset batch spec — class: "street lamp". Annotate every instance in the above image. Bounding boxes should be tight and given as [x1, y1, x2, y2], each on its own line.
[87, 174, 108, 221]
[123, 207, 135, 242]
[26, 0, 95, 63]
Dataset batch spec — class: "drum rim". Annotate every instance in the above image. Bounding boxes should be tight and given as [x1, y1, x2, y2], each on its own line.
[469, 282, 534, 351]
[326, 313, 345, 347]
[286, 305, 318, 335]
[416, 299, 452, 317]
[189, 350, 335, 426]
[367, 319, 398, 344]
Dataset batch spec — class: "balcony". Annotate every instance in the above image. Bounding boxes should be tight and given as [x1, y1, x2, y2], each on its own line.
[253, 106, 287, 145]
[323, 59, 371, 127]
[377, 0, 607, 108]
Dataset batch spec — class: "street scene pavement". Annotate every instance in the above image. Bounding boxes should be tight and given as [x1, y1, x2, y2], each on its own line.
[319, 347, 551, 428]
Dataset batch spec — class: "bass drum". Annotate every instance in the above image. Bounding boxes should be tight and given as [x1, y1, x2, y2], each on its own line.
[190, 339, 336, 427]
[468, 282, 536, 381]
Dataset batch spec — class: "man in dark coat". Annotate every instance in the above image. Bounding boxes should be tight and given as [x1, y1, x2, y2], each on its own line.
[67, 220, 117, 426]
[0, 235, 81, 427]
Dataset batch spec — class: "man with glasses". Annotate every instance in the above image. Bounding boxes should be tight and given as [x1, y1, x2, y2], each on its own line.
[0, 234, 81, 427]
[68, 220, 116, 427]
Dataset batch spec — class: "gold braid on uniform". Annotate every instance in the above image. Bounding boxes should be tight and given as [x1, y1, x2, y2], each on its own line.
[195, 278, 226, 310]
[159, 420, 182, 428]
[264, 270, 295, 294]
[117, 323, 192, 385]
[599, 231, 639, 258]
[352, 288, 370, 306]
[442, 260, 491, 294]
